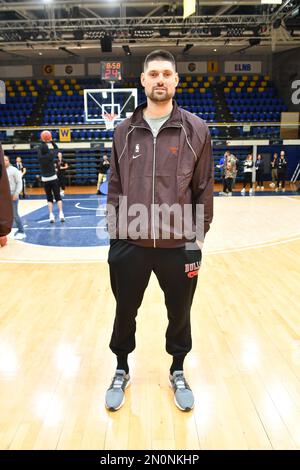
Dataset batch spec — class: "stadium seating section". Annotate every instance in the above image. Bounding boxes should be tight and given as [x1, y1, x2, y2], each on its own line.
[0, 75, 289, 185]
[0, 75, 286, 138]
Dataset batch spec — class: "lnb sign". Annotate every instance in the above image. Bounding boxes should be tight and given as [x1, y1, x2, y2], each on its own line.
[0, 80, 6, 105]
[234, 64, 251, 72]
[291, 80, 300, 105]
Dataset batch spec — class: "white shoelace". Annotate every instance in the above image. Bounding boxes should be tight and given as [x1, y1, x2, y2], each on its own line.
[112, 375, 124, 389]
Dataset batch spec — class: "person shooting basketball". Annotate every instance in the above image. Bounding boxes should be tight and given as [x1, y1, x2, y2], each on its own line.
[37, 130, 65, 223]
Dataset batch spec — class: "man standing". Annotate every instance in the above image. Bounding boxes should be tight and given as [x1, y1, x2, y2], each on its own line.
[217, 151, 226, 195]
[96, 154, 110, 195]
[4, 155, 26, 239]
[38, 139, 64, 223]
[16, 156, 27, 199]
[55, 151, 68, 197]
[105, 50, 213, 412]
[276, 150, 288, 193]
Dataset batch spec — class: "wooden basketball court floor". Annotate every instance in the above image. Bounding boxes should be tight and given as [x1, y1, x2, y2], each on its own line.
[0, 194, 300, 450]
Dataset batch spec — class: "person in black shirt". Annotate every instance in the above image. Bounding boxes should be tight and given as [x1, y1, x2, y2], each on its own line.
[55, 151, 68, 197]
[276, 150, 288, 193]
[97, 154, 110, 195]
[255, 154, 264, 191]
[37, 140, 65, 223]
[270, 152, 278, 189]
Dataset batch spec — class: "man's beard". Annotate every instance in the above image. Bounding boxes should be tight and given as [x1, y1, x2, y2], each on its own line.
[146, 87, 174, 102]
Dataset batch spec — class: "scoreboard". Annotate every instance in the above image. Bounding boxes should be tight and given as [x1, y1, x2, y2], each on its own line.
[101, 61, 122, 81]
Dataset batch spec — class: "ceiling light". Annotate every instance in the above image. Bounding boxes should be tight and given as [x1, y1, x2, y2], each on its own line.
[159, 28, 170, 38]
[273, 18, 282, 29]
[131, 28, 153, 39]
[210, 27, 221, 37]
[122, 45, 131, 56]
[100, 35, 112, 53]
[74, 30, 84, 41]
[183, 43, 193, 54]
[249, 38, 261, 46]
[227, 26, 245, 37]
[261, 1, 282, 4]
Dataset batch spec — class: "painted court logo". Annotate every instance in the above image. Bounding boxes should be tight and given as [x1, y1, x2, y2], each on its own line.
[185, 261, 201, 278]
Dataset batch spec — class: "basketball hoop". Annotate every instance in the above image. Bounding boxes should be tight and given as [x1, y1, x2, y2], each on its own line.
[103, 113, 117, 131]
[83, 87, 137, 126]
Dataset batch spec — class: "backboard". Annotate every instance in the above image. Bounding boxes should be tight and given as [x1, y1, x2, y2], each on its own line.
[83, 88, 138, 129]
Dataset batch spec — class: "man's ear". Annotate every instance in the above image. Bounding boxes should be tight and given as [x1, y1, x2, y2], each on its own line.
[140, 72, 146, 88]
[175, 72, 179, 87]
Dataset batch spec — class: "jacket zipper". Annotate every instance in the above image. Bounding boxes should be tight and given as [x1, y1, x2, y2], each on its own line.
[153, 125, 182, 247]
[152, 136, 157, 247]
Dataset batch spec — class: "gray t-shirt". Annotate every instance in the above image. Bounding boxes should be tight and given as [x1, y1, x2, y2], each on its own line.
[143, 112, 171, 138]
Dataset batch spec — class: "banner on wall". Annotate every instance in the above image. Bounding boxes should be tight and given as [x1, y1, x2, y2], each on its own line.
[55, 64, 85, 77]
[280, 112, 299, 139]
[224, 62, 262, 74]
[88, 63, 101, 76]
[43, 64, 55, 75]
[177, 62, 207, 74]
[0, 65, 33, 78]
[208, 61, 219, 73]
[0, 80, 6, 104]
[59, 127, 71, 142]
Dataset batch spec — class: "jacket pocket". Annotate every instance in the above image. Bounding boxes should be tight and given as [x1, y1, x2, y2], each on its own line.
[177, 171, 193, 201]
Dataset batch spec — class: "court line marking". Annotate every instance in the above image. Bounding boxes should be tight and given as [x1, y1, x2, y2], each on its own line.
[0, 259, 105, 264]
[24, 197, 106, 202]
[38, 216, 81, 224]
[1, 235, 300, 264]
[75, 203, 106, 211]
[24, 226, 106, 230]
[207, 235, 300, 255]
[286, 196, 300, 202]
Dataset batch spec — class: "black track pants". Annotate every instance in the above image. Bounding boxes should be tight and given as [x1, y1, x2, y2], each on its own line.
[108, 240, 201, 358]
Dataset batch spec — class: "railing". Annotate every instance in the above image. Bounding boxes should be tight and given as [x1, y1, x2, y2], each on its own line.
[1, 122, 298, 144]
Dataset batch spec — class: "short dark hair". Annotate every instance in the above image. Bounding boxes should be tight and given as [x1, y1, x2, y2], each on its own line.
[143, 50, 176, 71]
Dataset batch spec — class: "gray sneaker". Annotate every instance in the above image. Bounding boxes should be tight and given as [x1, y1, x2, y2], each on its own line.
[14, 231, 26, 240]
[169, 371, 194, 411]
[105, 369, 130, 411]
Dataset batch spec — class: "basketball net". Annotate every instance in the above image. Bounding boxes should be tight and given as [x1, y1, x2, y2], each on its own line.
[103, 113, 117, 131]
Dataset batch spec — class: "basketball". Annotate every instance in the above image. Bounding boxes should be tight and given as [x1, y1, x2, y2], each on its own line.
[40, 130, 52, 142]
[0, 236, 7, 247]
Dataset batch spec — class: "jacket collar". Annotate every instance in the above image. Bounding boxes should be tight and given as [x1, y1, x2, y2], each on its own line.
[130, 99, 182, 127]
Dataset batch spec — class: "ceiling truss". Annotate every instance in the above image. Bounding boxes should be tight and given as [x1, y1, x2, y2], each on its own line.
[0, 0, 299, 53]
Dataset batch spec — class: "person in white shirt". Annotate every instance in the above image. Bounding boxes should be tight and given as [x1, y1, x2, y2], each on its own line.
[241, 154, 254, 195]
[15, 156, 27, 199]
[4, 155, 26, 239]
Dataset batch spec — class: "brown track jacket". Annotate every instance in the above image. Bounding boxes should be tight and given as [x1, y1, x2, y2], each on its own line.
[107, 100, 213, 248]
[0, 144, 13, 237]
